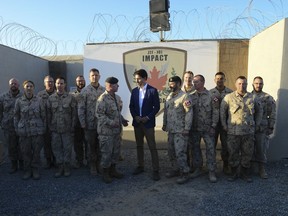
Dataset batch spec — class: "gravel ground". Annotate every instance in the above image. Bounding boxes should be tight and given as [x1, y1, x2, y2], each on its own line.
[0, 142, 288, 216]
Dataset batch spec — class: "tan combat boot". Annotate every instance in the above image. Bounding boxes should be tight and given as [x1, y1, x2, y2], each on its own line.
[54, 164, 64, 178]
[110, 164, 124, 179]
[103, 168, 112, 184]
[176, 172, 189, 184]
[64, 163, 71, 177]
[9, 160, 18, 174]
[259, 163, 268, 179]
[209, 171, 217, 183]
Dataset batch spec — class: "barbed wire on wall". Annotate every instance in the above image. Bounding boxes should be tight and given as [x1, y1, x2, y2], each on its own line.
[0, 0, 286, 57]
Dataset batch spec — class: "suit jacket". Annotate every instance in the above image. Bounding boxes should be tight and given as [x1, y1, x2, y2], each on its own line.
[129, 84, 160, 128]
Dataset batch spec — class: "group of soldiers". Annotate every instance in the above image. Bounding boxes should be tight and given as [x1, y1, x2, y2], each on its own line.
[0, 68, 128, 182]
[0, 68, 276, 185]
[163, 71, 276, 184]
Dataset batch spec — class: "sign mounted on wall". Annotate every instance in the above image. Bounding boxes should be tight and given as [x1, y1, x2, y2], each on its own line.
[123, 46, 187, 114]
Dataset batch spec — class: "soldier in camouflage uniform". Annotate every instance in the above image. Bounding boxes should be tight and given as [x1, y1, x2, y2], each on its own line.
[96, 77, 129, 183]
[78, 68, 105, 175]
[14, 80, 46, 180]
[47, 77, 76, 178]
[252, 76, 276, 179]
[37, 75, 55, 169]
[71, 75, 87, 168]
[181, 71, 195, 170]
[0, 78, 23, 173]
[209, 72, 233, 174]
[190, 75, 219, 183]
[181, 71, 195, 93]
[162, 76, 193, 184]
[221, 76, 262, 182]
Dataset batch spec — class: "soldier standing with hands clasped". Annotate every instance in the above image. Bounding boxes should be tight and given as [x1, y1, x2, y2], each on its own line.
[14, 80, 46, 180]
[209, 72, 233, 174]
[47, 77, 76, 178]
[96, 77, 129, 183]
[221, 76, 262, 183]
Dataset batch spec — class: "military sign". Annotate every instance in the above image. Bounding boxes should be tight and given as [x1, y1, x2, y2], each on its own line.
[123, 47, 187, 114]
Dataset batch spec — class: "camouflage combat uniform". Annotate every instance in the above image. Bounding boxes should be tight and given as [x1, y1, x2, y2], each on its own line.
[47, 92, 76, 171]
[252, 90, 276, 163]
[14, 95, 46, 174]
[37, 89, 55, 167]
[0, 90, 22, 171]
[163, 90, 193, 174]
[96, 91, 124, 169]
[71, 89, 87, 166]
[190, 89, 219, 172]
[78, 84, 105, 173]
[209, 86, 233, 167]
[220, 91, 262, 170]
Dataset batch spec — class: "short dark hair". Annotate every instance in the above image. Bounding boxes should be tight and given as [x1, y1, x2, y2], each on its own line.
[90, 68, 99, 74]
[215, 71, 225, 77]
[253, 76, 263, 82]
[134, 69, 148, 79]
[76, 75, 84, 79]
[236, 76, 247, 81]
[56, 76, 66, 83]
[194, 74, 205, 82]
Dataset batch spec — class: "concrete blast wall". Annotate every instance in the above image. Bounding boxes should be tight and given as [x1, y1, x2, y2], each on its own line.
[248, 18, 288, 161]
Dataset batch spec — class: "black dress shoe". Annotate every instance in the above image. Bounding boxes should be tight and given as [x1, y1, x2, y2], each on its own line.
[132, 166, 144, 175]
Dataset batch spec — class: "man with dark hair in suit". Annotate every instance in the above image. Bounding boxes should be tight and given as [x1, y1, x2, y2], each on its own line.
[129, 69, 160, 181]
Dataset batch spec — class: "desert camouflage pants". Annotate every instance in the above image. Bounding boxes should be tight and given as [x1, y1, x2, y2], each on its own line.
[99, 134, 121, 168]
[84, 129, 100, 164]
[19, 135, 43, 168]
[191, 131, 216, 171]
[253, 132, 269, 163]
[168, 133, 190, 173]
[214, 122, 229, 163]
[51, 132, 73, 164]
[3, 130, 22, 161]
[227, 134, 254, 168]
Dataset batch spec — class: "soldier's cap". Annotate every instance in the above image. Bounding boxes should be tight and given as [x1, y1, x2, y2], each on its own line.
[105, 76, 118, 84]
[169, 76, 182, 83]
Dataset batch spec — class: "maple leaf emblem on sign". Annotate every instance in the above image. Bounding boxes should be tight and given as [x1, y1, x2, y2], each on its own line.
[147, 66, 167, 91]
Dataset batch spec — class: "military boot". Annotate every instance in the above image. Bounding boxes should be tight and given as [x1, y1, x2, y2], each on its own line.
[96, 161, 103, 175]
[223, 161, 230, 175]
[54, 164, 64, 178]
[259, 163, 268, 179]
[64, 163, 71, 177]
[240, 166, 253, 183]
[209, 171, 217, 183]
[22, 168, 32, 180]
[103, 168, 112, 184]
[18, 160, 24, 171]
[90, 162, 97, 175]
[9, 160, 18, 174]
[176, 172, 189, 184]
[110, 164, 124, 179]
[227, 166, 238, 182]
[44, 158, 52, 169]
[32, 167, 40, 180]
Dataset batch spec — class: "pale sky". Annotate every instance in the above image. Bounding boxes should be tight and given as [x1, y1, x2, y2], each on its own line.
[0, 0, 287, 55]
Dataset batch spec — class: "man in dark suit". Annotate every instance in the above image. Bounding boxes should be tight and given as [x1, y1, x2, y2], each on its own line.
[129, 69, 160, 181]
